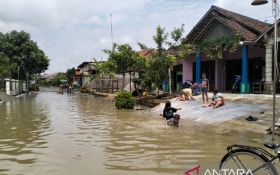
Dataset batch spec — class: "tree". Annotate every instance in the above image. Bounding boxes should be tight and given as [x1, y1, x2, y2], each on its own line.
[66, 67, 76, 83]
[138, 24, 192, 95]
[149, 25, 171, 95]
[49, 73, 67, 87]
[91, 59, 116, 92]
[153, 25, 168, 57]
[166, 24, 192, 94]
[0, 54, 16, 87]
[0, 30, 49, 78]
[104, 43, 139, 92]
[0, 55, 15, 79]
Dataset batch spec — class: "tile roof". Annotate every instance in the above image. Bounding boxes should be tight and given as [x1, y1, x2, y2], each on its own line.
[185, 5, 271, 43]
[77, 61, 94, 68]
[137, 49, 155, 57]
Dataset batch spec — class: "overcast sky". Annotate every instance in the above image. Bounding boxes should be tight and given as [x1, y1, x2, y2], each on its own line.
[0, 0, 274, 73]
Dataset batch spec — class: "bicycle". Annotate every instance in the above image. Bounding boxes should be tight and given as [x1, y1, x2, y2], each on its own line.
[219, 143, 280, 175]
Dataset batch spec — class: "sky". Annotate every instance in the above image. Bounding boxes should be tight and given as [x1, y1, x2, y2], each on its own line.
[0, 0, 274, 73]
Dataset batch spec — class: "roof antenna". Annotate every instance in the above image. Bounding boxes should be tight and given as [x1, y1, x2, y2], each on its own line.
[110, 13, 114, 51]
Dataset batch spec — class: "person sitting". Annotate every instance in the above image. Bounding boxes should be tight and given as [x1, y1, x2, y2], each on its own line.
[207, 89, 224, 109]
[181, 88, 195, 101]
[162, 101, 181, 127]
[176, 92, 188, 101]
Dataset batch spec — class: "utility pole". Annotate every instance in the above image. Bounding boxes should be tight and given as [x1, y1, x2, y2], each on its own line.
[110, 13, 114, 51]
[251, 0, 279, 141]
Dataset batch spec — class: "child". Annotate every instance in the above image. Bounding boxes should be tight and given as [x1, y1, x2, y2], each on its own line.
[176, 92, 187, 101]
[201, 73, 209, 104]
[207, 89, 224, 109]
[162, 101, 181, 127]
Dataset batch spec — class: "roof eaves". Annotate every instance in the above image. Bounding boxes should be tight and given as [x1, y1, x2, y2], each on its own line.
[185, 6, 216, 43]
[213, 5, 270, 35]
[255, 19, 279, 43]
[194, 17, 234, 43]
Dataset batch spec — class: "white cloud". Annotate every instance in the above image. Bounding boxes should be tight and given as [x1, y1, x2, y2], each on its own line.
[214, 0, 272, 23]
[0, 0, 272, 73]
[83, 15, 103, 25]
[214, 0, 224, 7]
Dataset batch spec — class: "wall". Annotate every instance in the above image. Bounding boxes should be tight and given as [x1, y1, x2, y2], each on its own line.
[182, 46, 266, 91]
[183, 58, 194, 82]
[201, 21, 232, 41]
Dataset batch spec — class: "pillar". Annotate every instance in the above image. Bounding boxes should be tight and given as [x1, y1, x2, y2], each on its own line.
[241, 45, 249, 93]
[264, 44, 273, 93]
[11, 79, 16, 95]
[195, 53, 201, 83]
[5, 79, 11, 95]
[23, 81, 27, 92]
[15, 80, 19, 95]
[215, 60, 220, 90]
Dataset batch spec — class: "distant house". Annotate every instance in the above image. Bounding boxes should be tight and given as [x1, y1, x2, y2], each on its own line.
[76, 61, 131, 92]
[176, 5, 274, 93]
[73, 68, 82, 86]
[77, 62, 96, 87]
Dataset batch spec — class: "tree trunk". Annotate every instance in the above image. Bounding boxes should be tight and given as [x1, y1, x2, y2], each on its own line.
[156, 87, 159, 97]
[122, 74, 125, 90]
[168, 67, 172, 95]
[129, 72, 132, 92]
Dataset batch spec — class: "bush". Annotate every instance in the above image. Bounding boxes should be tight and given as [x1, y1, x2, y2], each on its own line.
[115, 91, 135, 109]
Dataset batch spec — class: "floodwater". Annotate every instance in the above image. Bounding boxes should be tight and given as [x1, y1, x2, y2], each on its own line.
[0, 92, 278, 175]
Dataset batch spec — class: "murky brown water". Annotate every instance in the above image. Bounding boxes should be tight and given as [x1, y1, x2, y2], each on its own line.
[0, 92, 277, 175]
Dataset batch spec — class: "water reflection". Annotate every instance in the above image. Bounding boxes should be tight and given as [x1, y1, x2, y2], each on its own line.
[0, 92, 276, 175]
[0, 95, 51, 174]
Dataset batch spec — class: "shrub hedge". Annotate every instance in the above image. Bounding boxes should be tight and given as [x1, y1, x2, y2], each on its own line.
[115, 91, 135, 109]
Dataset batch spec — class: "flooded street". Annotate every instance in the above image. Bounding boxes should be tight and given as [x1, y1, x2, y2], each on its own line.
[0, 92, 277, 175]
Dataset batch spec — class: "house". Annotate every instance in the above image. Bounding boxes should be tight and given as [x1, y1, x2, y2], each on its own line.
[76, 61, 131, 92]
[73, 68, 82, 86]
[77, 62, 96, 87]
[179, 5, 273, 93]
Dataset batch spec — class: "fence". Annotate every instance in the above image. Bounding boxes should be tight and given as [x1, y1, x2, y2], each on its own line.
[91, 78, 121, 93]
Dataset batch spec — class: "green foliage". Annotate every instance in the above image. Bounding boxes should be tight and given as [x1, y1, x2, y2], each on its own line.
[132, 56, 150, 88]
[137, 25, 178, 90]
[0, 30, 49, 78]
[0, 54, 16, 79]
[137, 42, 150, 50]
[91, 59, 116, 80]
[196, 35, 240, 59]
[49, 73, 67, 87]
[104, 44, 132, 77]
[115, 91, 135, 109]
[170, 24, 185, 45]
[66, 67, 75, 82]
[153, 25, 168, 57]
[167, 24, 192, 59]
[104, 43, 144, 90]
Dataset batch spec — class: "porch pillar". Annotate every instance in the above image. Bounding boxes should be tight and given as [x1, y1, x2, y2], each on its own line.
[241, 45, 249, 94]
[11, 79, 16, 95]
[195, 53, 201, 83]
[264, 44, 273, 93]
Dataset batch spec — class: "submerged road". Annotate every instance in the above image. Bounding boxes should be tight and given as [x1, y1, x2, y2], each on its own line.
[0, 92, 276, 175]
